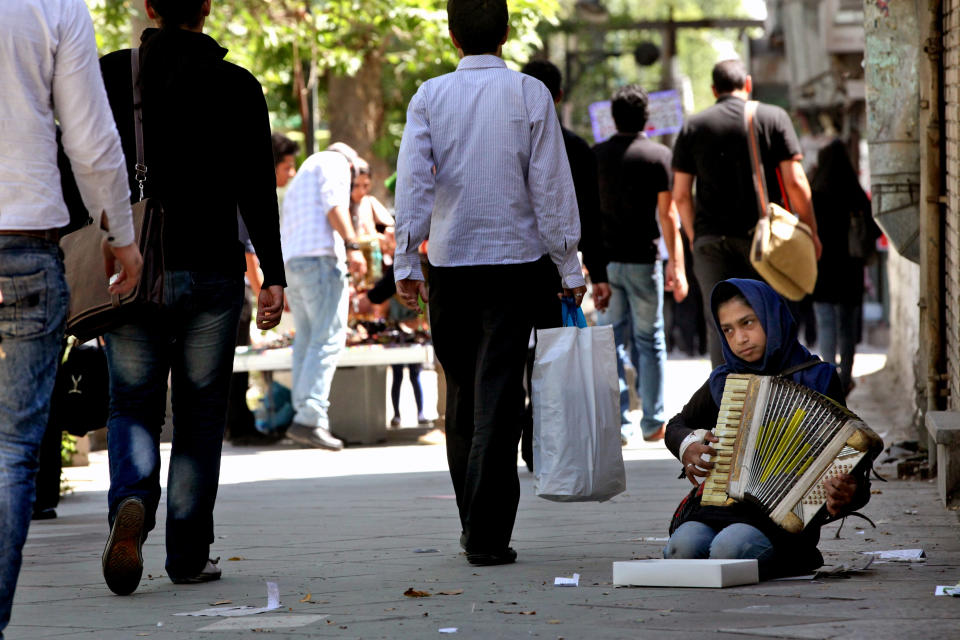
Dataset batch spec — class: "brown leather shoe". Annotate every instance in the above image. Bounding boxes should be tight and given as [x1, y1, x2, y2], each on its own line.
[286, 423, 344, 450]
[643, 424, 666, 442]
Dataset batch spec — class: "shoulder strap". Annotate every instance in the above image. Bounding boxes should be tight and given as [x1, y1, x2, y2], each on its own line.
[131, 48, 146, 202]
[778, 357, 821, 377]
[744, 100, 769, 220]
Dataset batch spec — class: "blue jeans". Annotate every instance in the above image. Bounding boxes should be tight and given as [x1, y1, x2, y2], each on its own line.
[285, 256, 348, 430]
[597, 262, 665, 437]
[814, 302, 859, 390]
[104, 271, 242, 580]
[664, 521, 776, 578]
[0, 237, 69, 637]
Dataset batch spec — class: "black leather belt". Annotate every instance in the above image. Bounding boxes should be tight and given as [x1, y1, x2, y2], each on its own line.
[0, 229, 60, 243]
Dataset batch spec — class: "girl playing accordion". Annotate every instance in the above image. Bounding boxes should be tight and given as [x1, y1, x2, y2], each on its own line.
[663, 278, 872, 579]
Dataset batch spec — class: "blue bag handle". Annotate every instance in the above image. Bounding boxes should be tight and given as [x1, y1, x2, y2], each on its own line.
[560, 296, 587, 328]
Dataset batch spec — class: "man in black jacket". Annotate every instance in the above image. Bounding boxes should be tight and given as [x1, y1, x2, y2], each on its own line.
[520, 60, 609, 314]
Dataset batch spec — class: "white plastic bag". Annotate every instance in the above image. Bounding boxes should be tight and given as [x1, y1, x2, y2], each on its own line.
[532, 305, 625, 502]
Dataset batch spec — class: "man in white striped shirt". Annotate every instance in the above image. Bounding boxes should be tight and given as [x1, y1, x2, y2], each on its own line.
[393, 0, 586, 566]
[0, 0, 142, 632]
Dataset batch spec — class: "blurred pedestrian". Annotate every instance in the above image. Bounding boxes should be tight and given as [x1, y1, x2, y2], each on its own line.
[0, 0, 141, 630]
[811, 139, 879, 394]
[97, 0, 285, 594]
[394, 0, 585, 566]
[350, 159, 395, 238]
[281, 142, 367, 450]
[593, 85, 687, 444]
[672, 59, 821, 367]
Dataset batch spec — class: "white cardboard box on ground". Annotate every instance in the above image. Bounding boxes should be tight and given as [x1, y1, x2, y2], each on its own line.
[613, 559, 759, 588]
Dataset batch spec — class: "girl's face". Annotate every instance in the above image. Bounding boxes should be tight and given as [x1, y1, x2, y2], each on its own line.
[717, 298, 766, 363]
[351, 174, 371, 203]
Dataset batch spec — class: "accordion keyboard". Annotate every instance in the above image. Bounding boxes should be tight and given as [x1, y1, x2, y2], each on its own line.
[701, 375, 750, 506]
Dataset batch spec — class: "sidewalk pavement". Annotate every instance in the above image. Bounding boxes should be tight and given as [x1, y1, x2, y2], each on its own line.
[8, 353, 960, 639]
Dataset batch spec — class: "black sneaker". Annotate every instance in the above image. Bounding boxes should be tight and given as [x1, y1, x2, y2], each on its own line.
[170, 558, 222, 584]
[102, 497, 145, 595]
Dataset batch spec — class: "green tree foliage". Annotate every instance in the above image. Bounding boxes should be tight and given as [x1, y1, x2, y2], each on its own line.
[550, 0, 756, 142]
[86, 0, 560, 168]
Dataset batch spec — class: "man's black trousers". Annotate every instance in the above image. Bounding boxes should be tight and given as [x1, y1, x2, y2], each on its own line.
[429, 258, 556, 553]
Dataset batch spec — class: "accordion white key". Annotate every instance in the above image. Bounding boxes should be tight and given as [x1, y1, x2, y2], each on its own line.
[701, 374, 883, 533]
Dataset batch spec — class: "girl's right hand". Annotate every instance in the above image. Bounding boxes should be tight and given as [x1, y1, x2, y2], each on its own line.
[682, 432, 719, 485]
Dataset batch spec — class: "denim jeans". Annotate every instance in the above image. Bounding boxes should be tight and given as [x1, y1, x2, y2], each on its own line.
[103, 270, 242, 580]
[664, 521, 776, 578]
[284, 256, 348, 430]
[0, 237, 69, 637]
[596, 261, 665, 438]
[814, 302, 859, 390]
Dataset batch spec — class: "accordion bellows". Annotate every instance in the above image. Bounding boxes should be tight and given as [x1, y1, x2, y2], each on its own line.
[701, 374, 883, 533]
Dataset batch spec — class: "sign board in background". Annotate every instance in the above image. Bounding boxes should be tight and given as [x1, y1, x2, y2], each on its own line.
[589, 89, 684, 143]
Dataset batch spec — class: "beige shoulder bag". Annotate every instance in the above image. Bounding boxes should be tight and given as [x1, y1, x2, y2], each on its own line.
[745, 101, 817, 301]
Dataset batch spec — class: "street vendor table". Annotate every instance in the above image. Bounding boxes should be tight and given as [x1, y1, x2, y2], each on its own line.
[234, 344, 434, 445]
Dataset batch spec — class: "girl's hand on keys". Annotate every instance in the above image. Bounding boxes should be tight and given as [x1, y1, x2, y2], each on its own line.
[683, 432, 718, 485]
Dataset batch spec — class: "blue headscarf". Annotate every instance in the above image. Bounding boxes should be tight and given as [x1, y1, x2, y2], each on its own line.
[707, 279, 837, 405]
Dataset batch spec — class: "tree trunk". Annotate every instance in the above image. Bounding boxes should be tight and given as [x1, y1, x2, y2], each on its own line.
[326, 47, 391, 203]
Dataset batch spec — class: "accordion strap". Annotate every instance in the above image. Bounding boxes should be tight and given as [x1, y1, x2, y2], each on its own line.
[778, 358, 821, 378]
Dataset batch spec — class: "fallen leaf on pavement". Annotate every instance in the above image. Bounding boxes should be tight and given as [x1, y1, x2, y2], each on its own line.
[210, 600, 232, 605]
[404, 587, 432, 598]
[547, 620, 562, 624]
[498, 610, 536, 615]
[227, 556, 245, 561]
[435, 589, 464, 596]
[300, 593, 312, 603]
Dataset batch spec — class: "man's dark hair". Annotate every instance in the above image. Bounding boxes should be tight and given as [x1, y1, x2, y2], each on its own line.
[611, 84, 649, 134]
[148, 0, 206, 28]
[447, 0, 509, 56]
[521, 60, 562, 101]
[272, 133, 299, 167]
[712, 59, 748, 94]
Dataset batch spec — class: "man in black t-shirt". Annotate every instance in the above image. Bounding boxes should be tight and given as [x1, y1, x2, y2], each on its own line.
[672, 59, 821, 367]
[594, 85, 688, 444]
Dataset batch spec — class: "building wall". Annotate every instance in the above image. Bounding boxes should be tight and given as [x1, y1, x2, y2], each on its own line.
[945, 0, 960, 409]
[885, 248, 920, 405]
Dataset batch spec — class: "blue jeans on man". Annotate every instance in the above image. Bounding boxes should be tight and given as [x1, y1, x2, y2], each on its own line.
[0, 237, 69, 636]
[284, 256, 349, 431]
[597, 261, 666, 440]
[104, 271, 242, 580]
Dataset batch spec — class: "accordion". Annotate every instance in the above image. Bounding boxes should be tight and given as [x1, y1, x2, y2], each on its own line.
[701, 374, 883, 533]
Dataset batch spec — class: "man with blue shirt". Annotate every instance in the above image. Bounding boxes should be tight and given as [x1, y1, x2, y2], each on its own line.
[393, 0, 586, 566]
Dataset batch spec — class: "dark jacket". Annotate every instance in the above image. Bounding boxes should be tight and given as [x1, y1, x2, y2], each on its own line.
[99, 28, 285, 288]
[562, 127, 607, 283]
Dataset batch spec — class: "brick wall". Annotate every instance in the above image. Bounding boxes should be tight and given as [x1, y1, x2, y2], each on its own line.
[945, 0, 960, 408]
